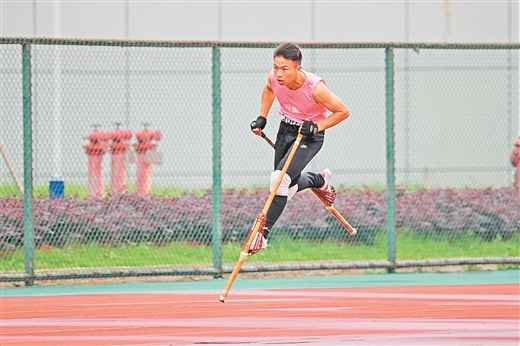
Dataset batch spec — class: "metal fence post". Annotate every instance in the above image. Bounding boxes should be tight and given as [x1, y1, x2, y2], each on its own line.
[385, 45, 396, 273]
[22, 42, 35, 286]
[211, 43, 223, 278]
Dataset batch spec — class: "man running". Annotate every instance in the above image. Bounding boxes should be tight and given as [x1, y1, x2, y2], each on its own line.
[249, 42, 350, 254]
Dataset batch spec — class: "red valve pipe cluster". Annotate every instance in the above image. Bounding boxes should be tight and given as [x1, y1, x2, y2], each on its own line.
[85, 125, 162, 197]
[83, 129, 110, 198]
[134, 128, 162, 195]
[511, 137, 520, 197]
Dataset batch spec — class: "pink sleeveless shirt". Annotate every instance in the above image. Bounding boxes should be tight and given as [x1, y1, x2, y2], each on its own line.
[271, 70, 327, 125]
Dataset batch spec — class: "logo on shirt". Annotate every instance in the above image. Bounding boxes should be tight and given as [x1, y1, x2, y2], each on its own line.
[284, 104, 300, 114]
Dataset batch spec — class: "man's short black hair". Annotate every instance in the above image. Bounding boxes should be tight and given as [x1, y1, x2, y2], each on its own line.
[273, 42, 302, 65]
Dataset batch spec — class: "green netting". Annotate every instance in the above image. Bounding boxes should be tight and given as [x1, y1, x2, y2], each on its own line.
[1, 38, 519, 283]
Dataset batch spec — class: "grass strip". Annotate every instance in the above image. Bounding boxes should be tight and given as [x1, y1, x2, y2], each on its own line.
[2, 232, 518, 272]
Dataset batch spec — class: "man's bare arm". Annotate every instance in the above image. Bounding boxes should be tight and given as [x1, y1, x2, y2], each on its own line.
[312, 81, 350, 132]
[260, 71, 275, 118]
[252, 72, 276, 136]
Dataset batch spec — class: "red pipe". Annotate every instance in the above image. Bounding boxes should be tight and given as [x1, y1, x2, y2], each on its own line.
[511, 137, 520, 197]
[134, 128, 162, 195]
[83, 129, 108, 198]
[108, 127, 132, 194]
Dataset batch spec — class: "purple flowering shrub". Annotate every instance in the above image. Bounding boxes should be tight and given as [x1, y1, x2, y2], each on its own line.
[1, 187, 518, 255]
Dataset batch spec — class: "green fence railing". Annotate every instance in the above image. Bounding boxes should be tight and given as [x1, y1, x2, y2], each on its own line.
[1, 38, 519, 285]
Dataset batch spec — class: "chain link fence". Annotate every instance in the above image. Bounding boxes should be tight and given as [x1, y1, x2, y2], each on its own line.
[1, 38, 519, 284]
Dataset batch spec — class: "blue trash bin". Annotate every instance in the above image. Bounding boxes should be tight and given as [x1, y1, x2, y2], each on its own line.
[50, 175, 65, 200]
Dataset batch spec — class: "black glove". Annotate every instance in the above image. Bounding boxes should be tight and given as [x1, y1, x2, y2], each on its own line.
[250, 116, 267, 131]
[300, 119, 318, 137]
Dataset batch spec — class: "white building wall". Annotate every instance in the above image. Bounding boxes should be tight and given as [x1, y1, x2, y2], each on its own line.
[1, 1, 518, 43]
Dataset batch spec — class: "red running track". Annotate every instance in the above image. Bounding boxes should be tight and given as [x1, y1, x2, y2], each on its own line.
[1, 284, 518, 345]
